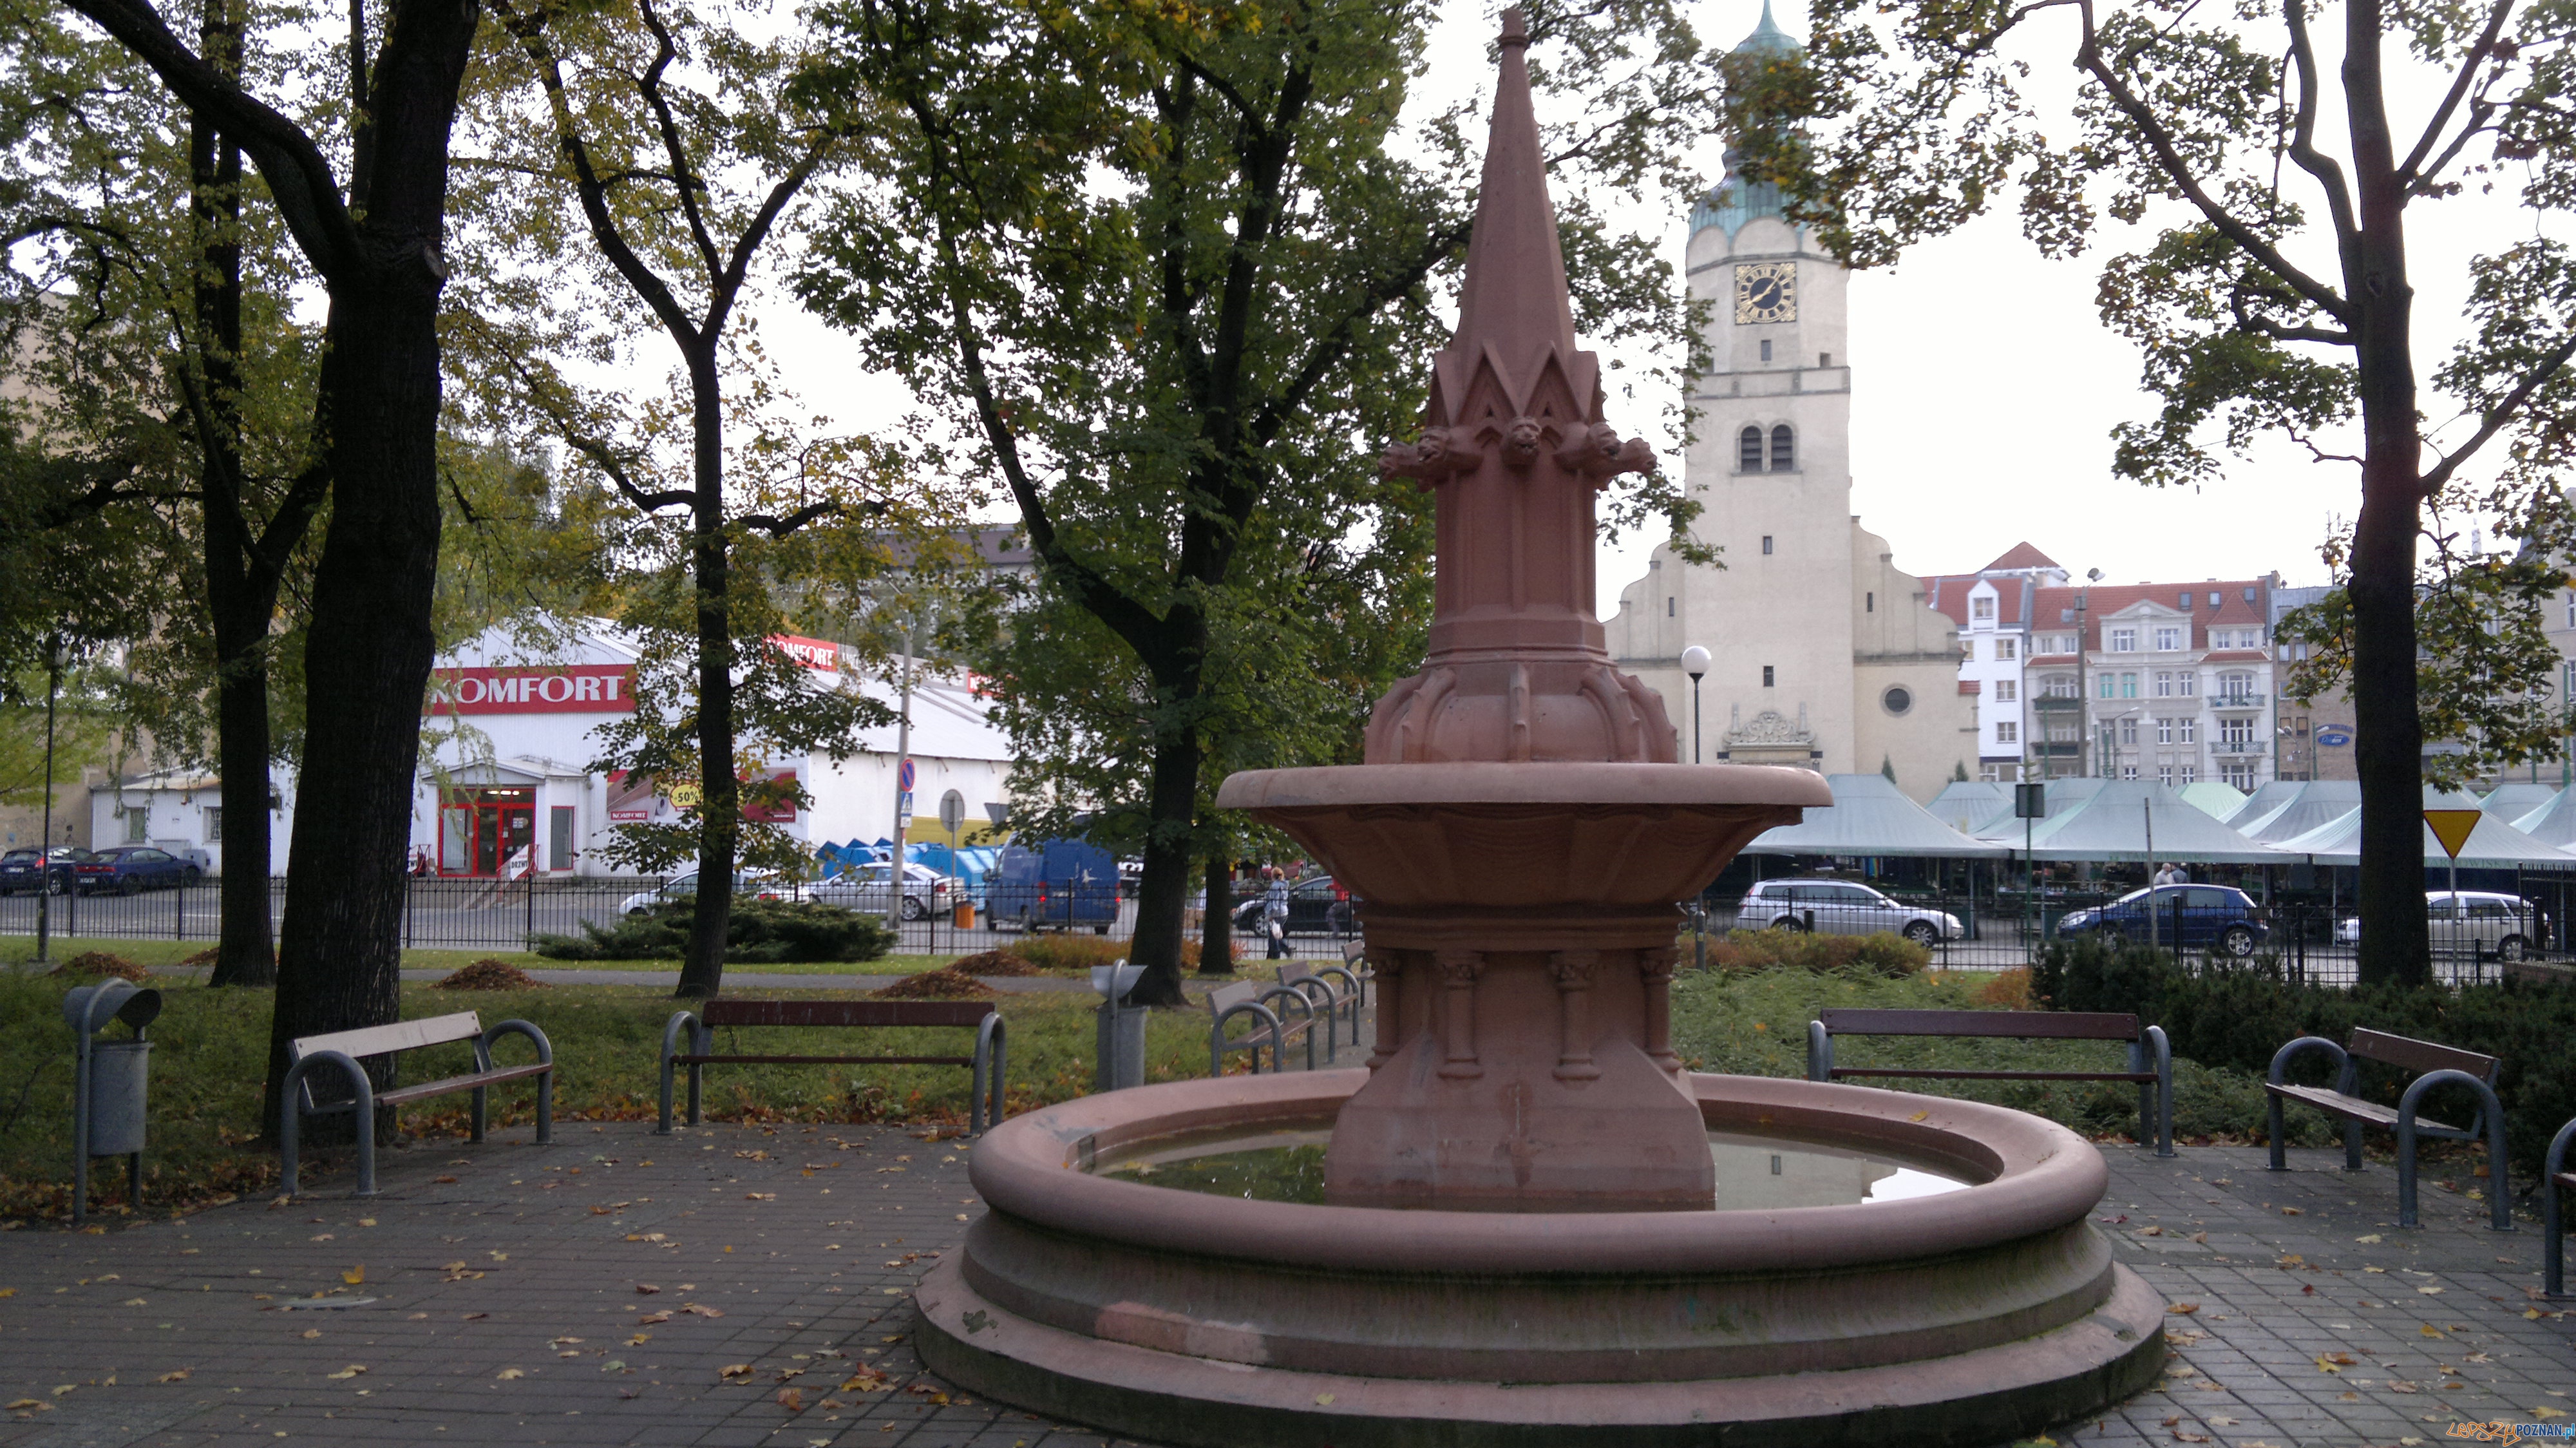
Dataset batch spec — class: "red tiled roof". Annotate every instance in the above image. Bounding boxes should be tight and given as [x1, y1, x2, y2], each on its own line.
[2200, 649, 2269, 663]
[2029, 579, 2273, 651]
[1957, 680, 1981, 694]
[1980, 541, 2061, 573]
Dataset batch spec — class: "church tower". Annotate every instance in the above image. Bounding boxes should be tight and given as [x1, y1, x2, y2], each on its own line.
[1606, 2, 1969, 795]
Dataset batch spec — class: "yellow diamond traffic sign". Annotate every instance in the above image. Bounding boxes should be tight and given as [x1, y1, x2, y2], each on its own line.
[2422, 809, 2482, 861]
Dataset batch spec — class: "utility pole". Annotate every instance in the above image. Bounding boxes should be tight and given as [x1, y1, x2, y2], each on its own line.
[35, 633, 63, 965]
[884, 613, 919, 933]
[2076, 569, 2100, 777]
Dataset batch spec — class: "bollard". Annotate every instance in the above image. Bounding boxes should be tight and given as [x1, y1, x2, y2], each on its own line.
[62, 980, 162, 1225]
[1091, 961, 1147, 1092]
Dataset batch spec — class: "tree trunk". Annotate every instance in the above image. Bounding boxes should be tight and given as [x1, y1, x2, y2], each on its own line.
[1124, 719, 1202, 1007]
[2342, 0, 2430, 989]
[259, 0, 478, 1141]
[1198, 851, 1233, 975]
[676, 352, 735, 1000]
[190, 56, 279, 991]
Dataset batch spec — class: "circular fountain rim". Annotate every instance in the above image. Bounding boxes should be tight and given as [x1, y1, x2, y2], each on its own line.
[970, 1069, 2110, 1277]
[1214, 759, 1835, 810]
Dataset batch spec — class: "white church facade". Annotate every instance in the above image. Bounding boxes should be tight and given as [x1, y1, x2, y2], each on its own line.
[1605, 11, 1973, 799]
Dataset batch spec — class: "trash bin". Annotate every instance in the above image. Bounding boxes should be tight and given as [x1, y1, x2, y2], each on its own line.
[954, 900, 976, 929]
[62, 979, 160, 1224]
[1091, 962, 1146, 1092]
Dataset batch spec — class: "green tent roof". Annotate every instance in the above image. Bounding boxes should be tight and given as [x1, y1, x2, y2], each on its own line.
[1745, 773, 2011, 858]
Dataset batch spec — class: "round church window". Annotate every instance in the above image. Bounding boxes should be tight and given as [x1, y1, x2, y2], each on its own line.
[1882, 686, 1913, 716]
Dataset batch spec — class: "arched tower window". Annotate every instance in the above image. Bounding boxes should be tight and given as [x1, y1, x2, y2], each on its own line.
[1769, 424, 1795, 472]
[1738, 426, 1763, 472]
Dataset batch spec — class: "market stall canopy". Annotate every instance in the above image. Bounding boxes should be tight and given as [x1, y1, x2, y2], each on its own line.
[2512, 788, 2576, 848]
[2222, 779, 2302, 828]
[2177, 781, 2248, 821]
[1743, 773, 2012, 858]
[1924, 780, 2012, 834]
[2270, 789, 2576, 869]
[1972, 778, 2279, 864]
[2482, 781, 2559, 821]
[2232, 780, 2362, 844]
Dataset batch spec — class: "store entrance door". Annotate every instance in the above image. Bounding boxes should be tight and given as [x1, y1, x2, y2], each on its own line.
[439, 787, 537, 875]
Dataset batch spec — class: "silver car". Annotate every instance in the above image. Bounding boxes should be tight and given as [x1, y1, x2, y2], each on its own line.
[1736, 877, 1961, 945]
[810, 861, 956, 920]
[2334, 891, 2539, 962]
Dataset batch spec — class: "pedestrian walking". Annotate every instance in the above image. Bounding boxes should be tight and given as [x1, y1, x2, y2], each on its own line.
[1264, 866, 1291, 959]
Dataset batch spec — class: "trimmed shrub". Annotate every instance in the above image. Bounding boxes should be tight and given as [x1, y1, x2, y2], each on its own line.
[530, 899, 896, 964]
[1706, 928, 1928, 978]
[2033, 935, 2576, 1179]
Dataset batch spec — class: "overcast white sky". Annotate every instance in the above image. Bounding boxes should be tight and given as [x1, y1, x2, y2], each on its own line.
[739, 0, 2532, 616]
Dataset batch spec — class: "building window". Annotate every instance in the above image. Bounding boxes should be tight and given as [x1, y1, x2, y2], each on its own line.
[1666, 596, 1674, 616]
[2222, 763, 2255, 790]
[2219, 716, 2256, 748]
[125, 808, 149, 843]
[2154, 625, 2181, 651]
[2109, 627, 2137, 652]
[1820, 351, 1832, 366]
[1739, 426, 1763, 472]
[2120, 672, 2137, 698]
[2121, 765, 2139, 781]
[550, 805, 578, 872]
[1762, 665, 1775, 687]
[2179, 765, 2195, 783]
[2043, 675, 2074, 698]
[2156, 718, 2173, 744]
[2157, 765, 2173, 786]
[2177, 672, 2196, 697]
[2180, 718, 2197, 745]
[1882, 685, 1913, 715]
[1866, 591, 1874, 612]
[1759, 338, 1773, 362]
[1972, 596, 1996, 622]
[203, 806, 223, 843]
[1996, 720, 2018, 743]
[1769, 424, 1795, 471]
[2119, 718, 2139, 746]
[2216, 672, 2257, 704]
[2566, 593, 2573, 629]
[1761, 535, 1774, 555]
[1993, 679, 2017, 702]
[2098, 673, 2116, 700]
[1996, 637, 2016, 660]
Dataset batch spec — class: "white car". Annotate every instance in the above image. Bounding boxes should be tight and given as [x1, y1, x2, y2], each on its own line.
[809, 861, 956, 920]
[1735, 877, 1962, 945]
[2334, 891, 2539, 961]
[618, 869, 795, 917]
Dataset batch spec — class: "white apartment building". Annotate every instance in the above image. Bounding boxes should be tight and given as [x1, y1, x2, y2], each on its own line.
[2023, 578, 2283, 790]
[1923, 544, 2072, 781]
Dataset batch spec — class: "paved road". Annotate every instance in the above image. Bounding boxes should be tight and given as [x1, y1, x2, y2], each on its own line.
[3, 1121, 2567, 1447]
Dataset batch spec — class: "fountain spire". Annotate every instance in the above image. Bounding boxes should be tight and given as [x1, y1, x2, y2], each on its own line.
[1368, 7, 1669, 765]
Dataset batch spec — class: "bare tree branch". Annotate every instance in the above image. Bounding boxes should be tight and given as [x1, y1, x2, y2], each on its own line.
[2418, 330, 2576, 497]
[2396, 0, 2514, 191]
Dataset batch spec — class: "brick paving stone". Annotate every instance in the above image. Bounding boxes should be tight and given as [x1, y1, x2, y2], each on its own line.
[2, 1121, 2568, 1448]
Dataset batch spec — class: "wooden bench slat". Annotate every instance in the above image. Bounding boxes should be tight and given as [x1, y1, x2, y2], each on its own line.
[676, 1054, 976, 1067]
[1818, 1008, 2141, 1042]
[2555, 1172, 2576, 1190]
[1208, 982, 1263, 1011]
[2346, 1027, 2499, 1083]
[700, 1000, 992, 1029]
[379, 1064, 551, 1105]
[2265, 1083, 2468, 1136]
[1832, 1067, 2159, 1083]
[296, 1011, 484, 1060]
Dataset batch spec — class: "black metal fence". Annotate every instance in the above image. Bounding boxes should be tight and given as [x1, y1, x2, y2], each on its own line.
[0, 874, 1367, 964]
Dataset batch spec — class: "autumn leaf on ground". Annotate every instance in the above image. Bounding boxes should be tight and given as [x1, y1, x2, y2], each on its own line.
[683, 1304, 725, 1318]
[434, 1176, 457, 1185]
[495, 1369, 524, 1380]
[2166, 1302, 2200, 1315]
[342, 1266, 364, 1286]
[635, 1283, 661, 1295]
[2315, 1353, 2354, 1373]
[299, 1329, 321, 1340]
[2172, 1433, 2210, 1443]
[638, 1311, 672, 1326]
[721, 1364, 755, 1381]
[776, 1387, 804, 1411]
[2355, 1234, 2382, 1244]
[156, 1371, 188, 1383]
[2535, 1408, 2569, 1421]
[2421, 1324, 2447, 1337]
[838, 1367, 892, 1392]
[4, 1399, 38, 1409]
[326, 1365, 367, 1380]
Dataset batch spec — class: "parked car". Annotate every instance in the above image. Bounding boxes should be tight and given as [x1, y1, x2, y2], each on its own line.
[810, 861, 956, 920]
[2056, 884, 2266, 957]
[2334, 891, 2539, 961]
[617, 869, 794, 917]
[987, 838, 1120, 934]
[0, 846, 95, 895]
[1736, 877, 1961, 946]
[1231, 874, 1358, 937]
[73, 845, 202, 895]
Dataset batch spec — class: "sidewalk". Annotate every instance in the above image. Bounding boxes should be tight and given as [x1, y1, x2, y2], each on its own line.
[0, 1123, 2564, 1447]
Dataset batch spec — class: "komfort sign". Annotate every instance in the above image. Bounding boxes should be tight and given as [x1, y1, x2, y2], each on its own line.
[426, 664, 636, 716]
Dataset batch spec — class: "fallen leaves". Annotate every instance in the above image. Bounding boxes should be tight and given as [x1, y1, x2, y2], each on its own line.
[299, 1329, 321, 1340]
[2355, 1234, 2382, 1244]
[2166, 1302, 2201, 1315]
[838, 1367, 892, 1392]
[2314, 1353, 2354, 1373]
[325, 1366, 367, 1381]
[2417, 1286, 2444, 1296]
[635, 1283, 660, 1294]
[2280, 1206, 2302, 1216]
[683, 1303, 726, 1319]
[495, 1368, 526, 1380]
[341, 1266, 365, 1286]
[1908, 1110, 1929, 1122]
[433, 1176, 457, 1185]
[3, 1399, 41, 1411]
[637, 1311, 672, 1327]
[777, 1387, 804, 1412]
[721, 1364, 757, 1382]
[156, 1371, 189, 1384]
[744, 1193, 777, 1202]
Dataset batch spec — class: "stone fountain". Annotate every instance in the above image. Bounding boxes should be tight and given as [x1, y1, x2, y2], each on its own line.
[914, 15, 2163, 1442]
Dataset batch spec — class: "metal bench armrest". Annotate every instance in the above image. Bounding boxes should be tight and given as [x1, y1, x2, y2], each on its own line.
[972, 1013, 1009, 1135]
[279, 1049, 375, 1199]
[1211, 1002, 1284, 1078]
[2545, 1116, 2576, 1297]
[658, 1010, 703, 1136]
[2266, 1035, 2349, 1173]
[2142, 1025, 2174, 1157]
[1257, 986, 1321, 1072]
[1806, 1020, 1832, 1083]
[2395, 1069, 2512, 1232]
[478, 1020, 554, 1145]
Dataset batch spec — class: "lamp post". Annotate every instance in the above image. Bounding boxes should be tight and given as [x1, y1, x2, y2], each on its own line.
[1680, 645, 1710, 764]
[36, 632, 64, 966]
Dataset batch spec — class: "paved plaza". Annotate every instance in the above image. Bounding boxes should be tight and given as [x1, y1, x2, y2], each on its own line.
[0, 1118, 2568, 1448]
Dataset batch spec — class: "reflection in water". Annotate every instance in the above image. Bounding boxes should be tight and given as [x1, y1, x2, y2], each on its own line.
[1098, 1128, 1971, 1209]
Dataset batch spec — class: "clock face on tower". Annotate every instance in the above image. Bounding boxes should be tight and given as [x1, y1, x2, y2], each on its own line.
[1734, 262, 1796, 325]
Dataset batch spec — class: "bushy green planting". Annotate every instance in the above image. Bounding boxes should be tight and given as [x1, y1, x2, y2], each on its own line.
[2032, 937, 2576, 1179]
[1707, 928, 1928, 978]
[1669, 964, 2327, 1151]
[0, 973, 1208, 1223]
[529, 899, 897, 964]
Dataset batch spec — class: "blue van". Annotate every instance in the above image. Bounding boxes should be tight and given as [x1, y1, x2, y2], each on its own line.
[987, 838, 1121, 934]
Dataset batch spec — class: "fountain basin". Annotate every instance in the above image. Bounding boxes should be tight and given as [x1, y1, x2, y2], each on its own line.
[918, 1069, 2164, 1446]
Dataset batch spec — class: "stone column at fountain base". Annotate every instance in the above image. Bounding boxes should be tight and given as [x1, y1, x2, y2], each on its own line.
[1328, 915, 1709, 1210]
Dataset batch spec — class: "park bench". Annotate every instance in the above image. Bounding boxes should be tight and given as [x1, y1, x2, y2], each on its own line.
[1208, 979, 1323, 1075]
[657, 1000, 1005, 1136]
[279, 1011, 554, 1198]
[2264, 1027, 2511, 1231]
[1280, 962, 1365, 1058]
[1805, 1008, 2172, 1157]
[2546, 1116, 2576, 1297]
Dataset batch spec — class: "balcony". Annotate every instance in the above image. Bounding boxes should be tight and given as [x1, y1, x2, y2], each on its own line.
[2211, 737, 2267, 757]
[2030, 739, 2083, 757]
[2031, 696, 2086, 714]
[2208, 692, 2268, 712]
